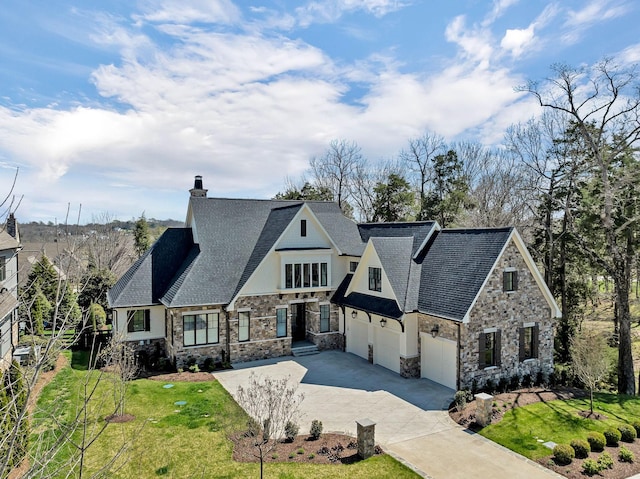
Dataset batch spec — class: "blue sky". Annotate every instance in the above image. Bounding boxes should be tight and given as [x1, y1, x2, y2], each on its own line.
[1, 0, 639, 223]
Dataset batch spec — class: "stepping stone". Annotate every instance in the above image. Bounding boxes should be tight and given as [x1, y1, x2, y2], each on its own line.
[174, 400, 187, 406]
[163, 384, 174, 389]
[543, 441, 557, 449]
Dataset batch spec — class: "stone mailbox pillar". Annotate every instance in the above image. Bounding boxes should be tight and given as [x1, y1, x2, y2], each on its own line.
[474, 392, 493, 427]
[356, 418, 376, 459]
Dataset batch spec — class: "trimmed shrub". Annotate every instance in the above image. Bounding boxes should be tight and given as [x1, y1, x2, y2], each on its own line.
[284, 421, 299, 443]
[619, 446, 634, 463]
[553, 444, 575, 465]
[597, 452, 614, 470]
[310, 420, 323, 440]
[586, 431, 606, 452]
[604, 427, 621, 447]
[453, 390, 472, 410]
[582, 459, 600, 476]
[632, 421, 640, 438]
[570, 439, 590, 459]
[618, 424, 637, 443]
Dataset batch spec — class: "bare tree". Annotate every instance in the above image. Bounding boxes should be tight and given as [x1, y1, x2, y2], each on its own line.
[399, 132, 446, 220]
[571, 331, 611, 414]
[80, 212, 135, 279]
[351, 160, 405, 222]
[99, 332, 137, 419]
[310, 139, 364, 214]
[522, 60, 640, 394]
[235, 373, 304, 479]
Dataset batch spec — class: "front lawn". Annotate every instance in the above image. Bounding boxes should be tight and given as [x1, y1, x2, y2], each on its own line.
[480, 393, 640, 460]
[31, 357, 420, 478]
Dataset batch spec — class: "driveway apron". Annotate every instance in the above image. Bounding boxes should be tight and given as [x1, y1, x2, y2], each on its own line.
[215, 350, 562, 478]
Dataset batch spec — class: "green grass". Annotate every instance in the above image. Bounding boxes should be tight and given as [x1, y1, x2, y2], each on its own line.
[32, 361, 420, 479]
[480, 393, 640, 460]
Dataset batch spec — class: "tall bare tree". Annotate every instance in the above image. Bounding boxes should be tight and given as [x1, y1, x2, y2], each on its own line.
[571, 330, 611, 414]
[522, 60, 640, 394]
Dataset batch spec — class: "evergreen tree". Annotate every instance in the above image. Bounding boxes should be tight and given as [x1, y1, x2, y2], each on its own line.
[372, 173, 414, 222]
[134, 214, 151, 257]
[78, 262, 115, 313]
[421, 149, 469, 227]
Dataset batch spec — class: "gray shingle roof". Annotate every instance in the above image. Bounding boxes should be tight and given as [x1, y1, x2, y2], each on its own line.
[358, 222, 435, 256]
[370, 237, 413, 308]
[0, 230, 19, 251]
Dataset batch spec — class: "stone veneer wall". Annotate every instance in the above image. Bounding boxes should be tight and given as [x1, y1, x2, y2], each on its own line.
[400, 356, 420, 378]
[459, 240, 554, 390]
[417, 314, 459, 382]
[168, 305, 228, 369]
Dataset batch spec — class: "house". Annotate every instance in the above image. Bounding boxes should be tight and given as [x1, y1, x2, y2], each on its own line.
[0, 214, 21, 371]
[108, 176, 560, 390]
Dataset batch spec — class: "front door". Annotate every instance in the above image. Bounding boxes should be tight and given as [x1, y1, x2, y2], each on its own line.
[291, 303, 306, 341]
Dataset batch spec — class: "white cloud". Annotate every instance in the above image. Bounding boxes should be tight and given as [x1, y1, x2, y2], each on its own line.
[501, 25, 535, 57]
[484, 0, 520, 25]
[563, 0, 629, 43]
[295, 0, 407, 27]
[445, 16, 494, 69]
[140, 0, 241, 24]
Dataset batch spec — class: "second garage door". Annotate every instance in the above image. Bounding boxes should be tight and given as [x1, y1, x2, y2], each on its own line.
[374, 327, 400, 373]
[346, 317, 369, 361]
[421, 333, 457, 389]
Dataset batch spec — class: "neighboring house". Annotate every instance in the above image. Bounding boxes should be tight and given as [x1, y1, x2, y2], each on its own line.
[0, 214, 21, 371]
[109, 177, 560, 390]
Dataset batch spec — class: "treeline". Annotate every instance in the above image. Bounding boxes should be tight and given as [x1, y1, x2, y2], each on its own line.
[277, 61, 640, 395]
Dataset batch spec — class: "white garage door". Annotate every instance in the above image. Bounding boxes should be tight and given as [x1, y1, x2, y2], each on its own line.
[374, 327, 400, 373]
[421, 333, 457, 390]
[347, 317, 369, 361]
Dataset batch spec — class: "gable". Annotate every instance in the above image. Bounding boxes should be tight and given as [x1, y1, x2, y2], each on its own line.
[347, 241, 400, 304]
[275, 206, 334, 251]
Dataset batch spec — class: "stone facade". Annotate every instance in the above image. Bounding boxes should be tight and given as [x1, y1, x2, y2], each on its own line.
[367, 343, 373, 363]
[400, 355, 420, 378]
[459, 241, 554, 390]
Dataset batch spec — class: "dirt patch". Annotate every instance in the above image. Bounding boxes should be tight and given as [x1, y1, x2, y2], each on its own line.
[232, 433, 382, 465]
[449, 387, 587, 428]
[144, 371, 216, 382]
[578, 410, 608, 420]
[105, 413, 136, 423]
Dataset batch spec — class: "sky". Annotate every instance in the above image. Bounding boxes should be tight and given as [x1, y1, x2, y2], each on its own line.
[1, 0, 639, 224]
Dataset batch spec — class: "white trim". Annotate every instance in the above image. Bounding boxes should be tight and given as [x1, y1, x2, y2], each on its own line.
[523, 321, 536, 328]
[276, 305, 288, 310]
[483, 327, 498, 333]
[412, 222, 441, 260]
[181, 309, 220, 317]
[237, 308, 252, 313]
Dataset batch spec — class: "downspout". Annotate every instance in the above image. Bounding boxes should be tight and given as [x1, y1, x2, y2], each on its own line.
[224, 307, 231, 364]
[340, 306, 346, 352]
[457, 322, 461, 391]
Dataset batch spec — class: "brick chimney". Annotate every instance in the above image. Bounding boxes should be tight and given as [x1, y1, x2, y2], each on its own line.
[6, 213, 18, 241]
[189, 175, 208, 198]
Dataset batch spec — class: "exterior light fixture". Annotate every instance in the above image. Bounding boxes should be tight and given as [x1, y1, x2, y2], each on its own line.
[431, 324, 440, 338]
[351, 310, 357, 319]
[380, 318, 387, 328]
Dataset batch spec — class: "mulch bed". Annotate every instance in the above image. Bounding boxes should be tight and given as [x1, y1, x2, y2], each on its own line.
[142, 370, 216, 382]
[449, 387, 640, 478]
[232, 433, 382, 465]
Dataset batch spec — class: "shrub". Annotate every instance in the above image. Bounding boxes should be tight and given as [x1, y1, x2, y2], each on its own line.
[497, 376, 509, 393]
[453, 390, 472, 409]
[553, 444, 575, 465]
[308, 453, 315, 459]
[296, 448, 304, 455]
[521, 373, 533, 388]
[619, 446, 634, 463]
[570, 439, 590, 459]
[604, 427, 621, 447]
[582, 458, 600, 476]
[633, 421, 640, 438]
[618, 424, 637, 443]
[508, 374, 521, 391]
[188, 364, 200, 373]
[310, 419, 323, 440]
[284, 421, 299, 443]
[587, 431, 606, 452]
[597, 452, 614, 470]
[203, 357, 215, 371]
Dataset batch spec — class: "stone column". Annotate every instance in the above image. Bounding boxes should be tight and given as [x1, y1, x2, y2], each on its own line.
[356, 418, 376, 459]
[474, 392, 493, 427]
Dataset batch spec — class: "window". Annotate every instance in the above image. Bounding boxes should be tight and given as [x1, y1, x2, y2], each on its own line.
[520, 324, 539, 361]
[0, 256, 5, 282]
[127, 309, 150, 333]
[183, 313, 219, 346]
[301, 219, 307, 237]
[238, 311, 250, 342]
[503, 270, 518, 292]
[369, 267, 381, 292]
[276, 308, 287, 337]
[319, 304, 330, 333]
[349, 261, 358, 273]
[479, 330, 501, 368]
[284, 262, 328, 289]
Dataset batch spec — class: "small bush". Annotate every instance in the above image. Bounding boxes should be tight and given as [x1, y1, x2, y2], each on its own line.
[587, 431, 606, 452]
[188, 364, 200, 373]
[619, 446, 634, 463]
[310, 420, 323, 440]
[632, 421, 640, 437]
[570, 439, 590, 459]
[597, 452, 614, 470]
[308, 453, 315, 459]
[618, 424, 637, 443]
[497, 376, 509, 393]
[203, 357, 215, 371]
[553, 444, 575, 465]
[453, 390, 472, 409]
[288, 453, 295, 459]
[245, 417, 260, 437]
[582, 459, 600, 476]
[284, 421, 299, 443]
[604, 428, 621, 447]
[271, 453, 278, 460]
[296, 448, 304, 455]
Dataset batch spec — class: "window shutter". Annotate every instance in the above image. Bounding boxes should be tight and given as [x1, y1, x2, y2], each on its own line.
[127, 311, 134, 333]
[519, 327, 525, 362]
[503, 271, 509, 291]
[533, 323, 539, 358]
[144, 309, 151, 331]
[513, 271, 519, 291]
[495, 330, 502, 367]
[478, 333, 486, 369]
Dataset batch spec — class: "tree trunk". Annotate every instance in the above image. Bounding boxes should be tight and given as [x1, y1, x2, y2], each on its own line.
[615, 277, 635, 395]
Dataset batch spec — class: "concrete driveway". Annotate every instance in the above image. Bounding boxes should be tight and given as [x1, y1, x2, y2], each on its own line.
[215, 350, 562, 478]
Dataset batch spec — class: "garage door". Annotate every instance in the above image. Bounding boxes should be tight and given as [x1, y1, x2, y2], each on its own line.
[374, 327, 400, 373]
[421, 333, 457, 389]
[347, 317, 369, 361]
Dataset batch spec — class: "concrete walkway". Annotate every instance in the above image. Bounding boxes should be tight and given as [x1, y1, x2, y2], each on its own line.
[215, 350, 562, 478]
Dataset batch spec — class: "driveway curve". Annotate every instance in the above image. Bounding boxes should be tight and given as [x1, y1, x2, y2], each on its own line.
[215, 350, 562, 478]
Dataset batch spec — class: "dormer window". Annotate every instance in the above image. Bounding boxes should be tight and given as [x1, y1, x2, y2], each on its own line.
[301, 219, 307, 237]
[369, 267, 381, 292]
